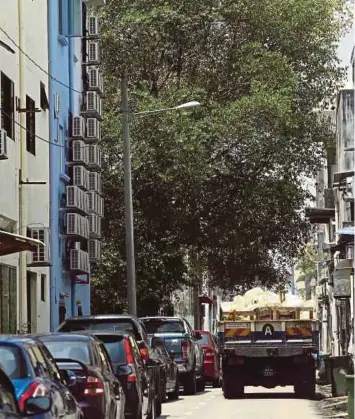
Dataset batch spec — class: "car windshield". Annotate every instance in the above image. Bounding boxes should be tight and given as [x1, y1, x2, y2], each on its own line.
[143, 319, 185, 334]
[0, 345, 26, 379]
[43, 341, 92, 365]
[59, 320, 136, 334]
[197, 334, 210, 345]
[99, 336, 126, 364]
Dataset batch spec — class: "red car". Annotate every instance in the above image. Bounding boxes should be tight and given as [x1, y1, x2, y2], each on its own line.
[196, 331, 221, 387]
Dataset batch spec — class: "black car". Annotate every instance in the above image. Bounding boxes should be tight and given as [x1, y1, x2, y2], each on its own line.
[36, 333, 126, 419]
[90, 332, 157, 419]
[150, 336, 179, 402]
[0, 365, 52, 419]
[57, 316, 162, 417]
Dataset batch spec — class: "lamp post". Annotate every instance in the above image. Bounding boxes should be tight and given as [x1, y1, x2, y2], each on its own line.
[121, 74, 200, 316]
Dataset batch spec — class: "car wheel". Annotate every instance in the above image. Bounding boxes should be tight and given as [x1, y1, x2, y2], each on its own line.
[147, 394, 156, 419]
[168, 378, 180, 401]
[212, 377, 221, 388]
[197, 378, 205, 393]
[183, 369, 197, 395]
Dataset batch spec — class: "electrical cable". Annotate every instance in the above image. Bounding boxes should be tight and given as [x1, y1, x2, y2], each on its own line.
[1, 109, 93, 149]
[0, 25, 83, 94]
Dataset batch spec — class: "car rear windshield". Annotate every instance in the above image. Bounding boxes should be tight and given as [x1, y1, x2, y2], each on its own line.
[59, 319, 137, 335]
[99, 336, 126, 364]
[43, 341, 92, 365]
[142, 319, 185, 334]
[0, 345, 26, 379]
[197, 334, 210, 345]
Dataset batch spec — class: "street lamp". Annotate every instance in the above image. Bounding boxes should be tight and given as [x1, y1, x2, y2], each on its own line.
[121, 74, 200, 316]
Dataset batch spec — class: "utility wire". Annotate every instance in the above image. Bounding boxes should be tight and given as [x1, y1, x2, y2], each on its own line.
[1, 109, 93, 149]
[0, 26, 83, 94]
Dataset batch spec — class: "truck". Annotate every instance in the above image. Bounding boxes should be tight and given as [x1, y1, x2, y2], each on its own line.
[140, 316, 205, 395]
[218, 305, 319, 399]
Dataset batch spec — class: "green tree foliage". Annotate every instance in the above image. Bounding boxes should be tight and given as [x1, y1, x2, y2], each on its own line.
[91, 0, 350, 314]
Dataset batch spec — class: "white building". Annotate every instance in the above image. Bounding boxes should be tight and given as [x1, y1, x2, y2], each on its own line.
[0, 0, 50, 333]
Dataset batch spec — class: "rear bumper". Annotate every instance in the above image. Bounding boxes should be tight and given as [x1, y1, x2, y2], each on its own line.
[223, 343, 318, 358]
[80, 401, 105, 419]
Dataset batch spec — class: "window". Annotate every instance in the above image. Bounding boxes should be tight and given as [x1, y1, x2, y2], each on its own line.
[41, 274, 46, 302]
[0, 72, 14, 140]
[97, 343, 111, 371]
[27, 345, 50, 378]
[0, 265, 17, 334]
[40, 344, 61, 381]
[40, 82, 49, 110]
[59, 125, 64, 173]
[26, 96, 36, 155]
[58, 0, 63, 34]
[0, 346, 26, 379]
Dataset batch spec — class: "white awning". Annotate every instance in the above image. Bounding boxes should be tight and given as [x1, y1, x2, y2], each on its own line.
[0, 230, 44, 256]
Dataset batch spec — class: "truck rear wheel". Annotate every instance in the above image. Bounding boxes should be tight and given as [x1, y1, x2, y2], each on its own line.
[294, 368, 316, 399]
[223, 379, 244, 399]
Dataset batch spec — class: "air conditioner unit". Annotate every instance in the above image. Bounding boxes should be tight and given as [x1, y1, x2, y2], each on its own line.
[88, 239, 101, 262]
[87, 66, 103, 93]
[81, 92, 102, 118]
[70, 248, 90, 274]
[27, 227, 51, 267]
[71, 116, 86, 138]
[71, 140, 88, 165]
[86, 118, 101, 142]
[89, 214, 101, 238]
[88, 172, 102, 194]
[0, 129, 8, 160]
[72, 165, 89, 190]
[87, 15, 99, 37]
[86, 41, 100, 64]
[87, 191, 104, 217]
[66, 186, 89, 214]
[87, 144, 101, 170]
[66, 213, 90, 240]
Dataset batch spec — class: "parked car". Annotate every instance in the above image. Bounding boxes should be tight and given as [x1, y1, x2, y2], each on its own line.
[0, 336, 83, 419]
[88, 331, 157, 419]
[36, 333, 125, 419]
[140, 317, 204, 395]
[56, 316, 162, 418]
[0, 365, 52, 419]
[150, 336, 179, 401]
[195, 330, 221, 387]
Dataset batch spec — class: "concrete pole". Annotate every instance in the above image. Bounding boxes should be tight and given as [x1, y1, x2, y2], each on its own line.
[121, 74, 137, 316]
[18, 0, 28, 332]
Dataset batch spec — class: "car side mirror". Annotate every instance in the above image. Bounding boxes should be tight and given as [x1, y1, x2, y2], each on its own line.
[61, 369, 76, 387]
[169, 350, 175, 361]
[117, 365, 133, 377]
[23, 397, 52, 416]
[193, 331, 202, 340]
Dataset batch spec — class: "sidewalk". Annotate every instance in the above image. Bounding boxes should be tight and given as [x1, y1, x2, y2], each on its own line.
[316, 384, 349, 418]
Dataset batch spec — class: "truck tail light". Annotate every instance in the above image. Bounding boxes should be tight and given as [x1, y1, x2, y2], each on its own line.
[124, 337, 137, 383]
[181, 340, 190, 362]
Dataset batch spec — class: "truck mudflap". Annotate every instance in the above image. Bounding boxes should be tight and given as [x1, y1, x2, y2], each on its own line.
[223, 342, 318, 357]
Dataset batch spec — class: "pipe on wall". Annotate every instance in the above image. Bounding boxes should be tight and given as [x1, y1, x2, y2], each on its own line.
[18, 0, 28, 332]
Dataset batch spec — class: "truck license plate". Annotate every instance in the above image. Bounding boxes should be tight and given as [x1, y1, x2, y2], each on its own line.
[263, 367, 274, 377]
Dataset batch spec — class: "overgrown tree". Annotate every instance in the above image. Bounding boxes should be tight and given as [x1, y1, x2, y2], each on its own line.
[91, 0, 350, 314]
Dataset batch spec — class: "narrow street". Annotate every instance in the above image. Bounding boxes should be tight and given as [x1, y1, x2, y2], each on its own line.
[163, 386, 322, 419]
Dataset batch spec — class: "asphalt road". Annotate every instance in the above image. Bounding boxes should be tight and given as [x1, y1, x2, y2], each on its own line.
[161, 386, 322, 419]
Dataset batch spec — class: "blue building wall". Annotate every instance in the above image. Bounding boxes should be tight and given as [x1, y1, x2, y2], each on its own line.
[48, 0, 90, 331]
